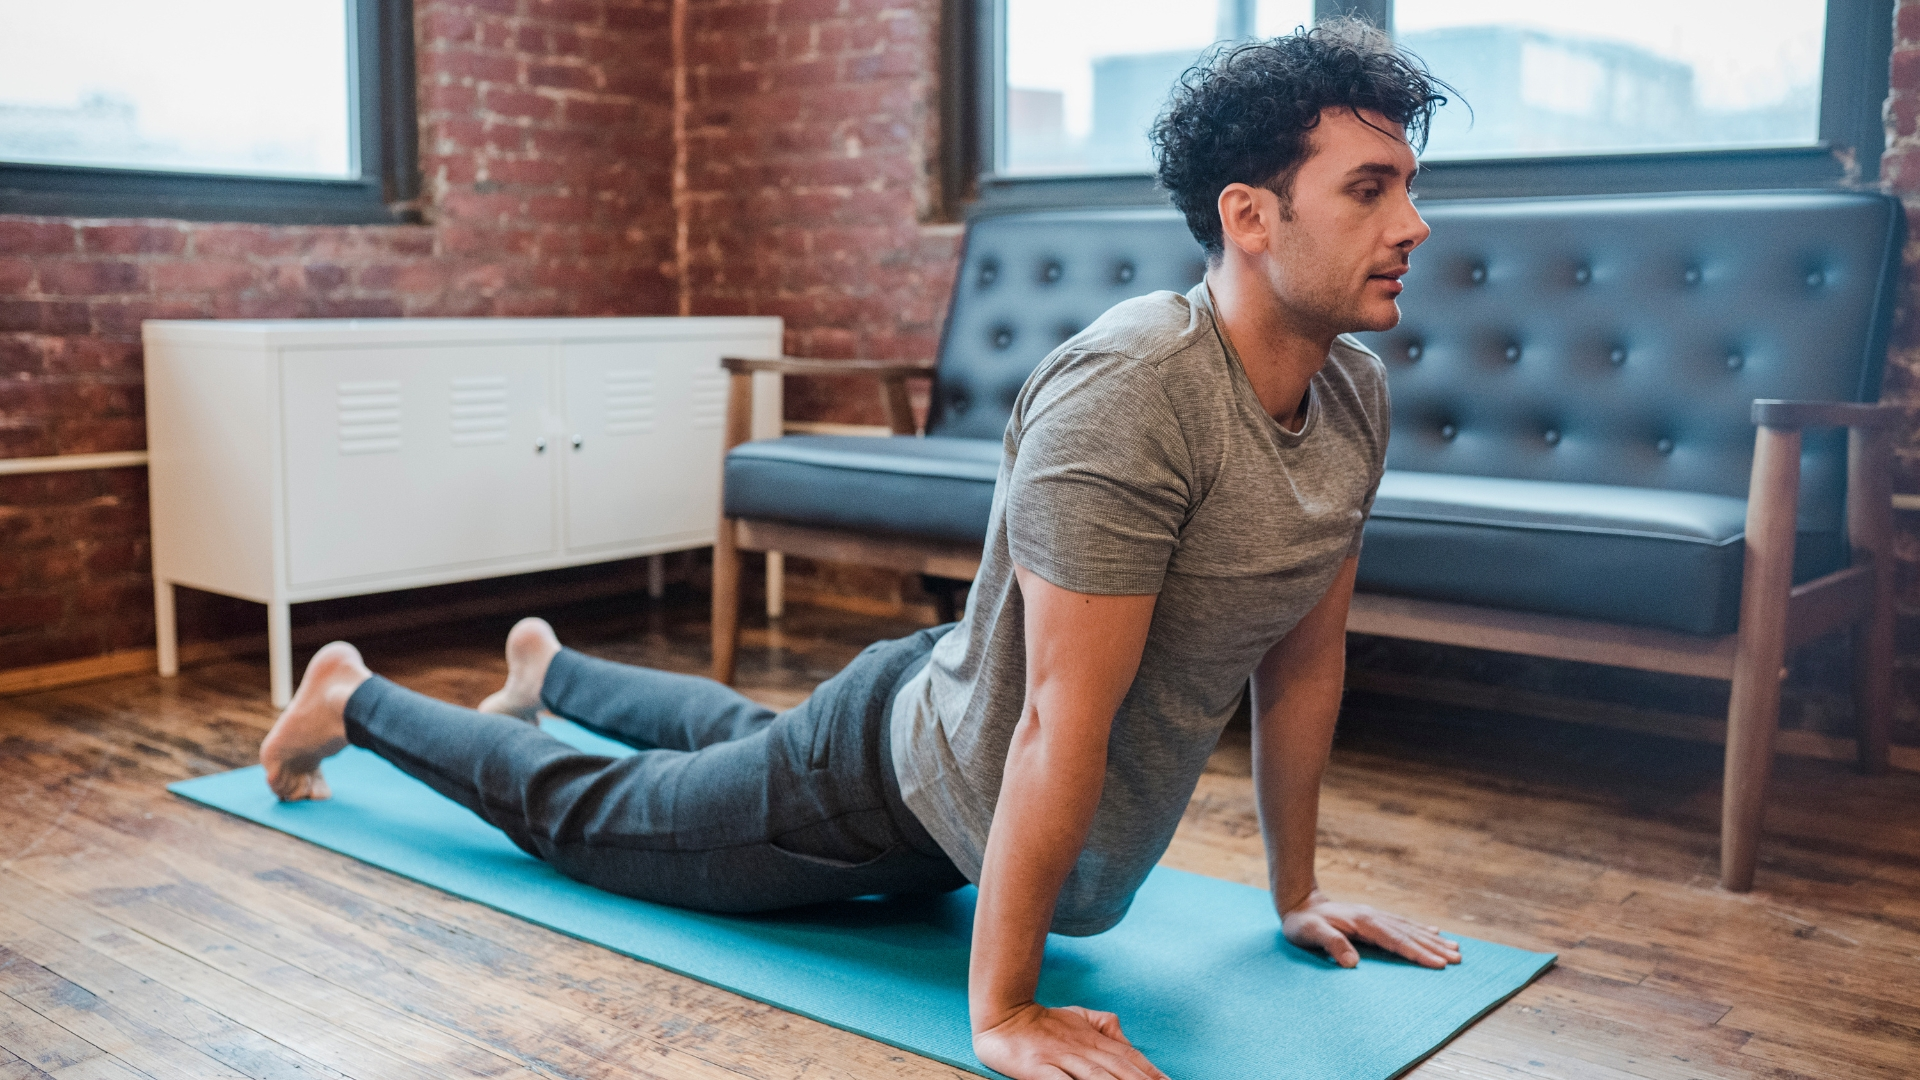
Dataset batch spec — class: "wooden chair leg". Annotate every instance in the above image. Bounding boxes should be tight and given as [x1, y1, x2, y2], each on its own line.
[1854, 608, 1894, 775]
[711, 517, 742, 685]
[1850, 427, 1896, 775]
[1721, 425, 1801, 892]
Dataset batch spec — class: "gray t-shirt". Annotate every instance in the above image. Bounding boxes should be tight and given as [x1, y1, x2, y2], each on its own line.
[890, 281, 1389, 935]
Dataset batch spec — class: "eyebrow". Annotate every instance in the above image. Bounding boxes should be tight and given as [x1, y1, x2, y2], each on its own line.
[1348, 161, 1420, 188]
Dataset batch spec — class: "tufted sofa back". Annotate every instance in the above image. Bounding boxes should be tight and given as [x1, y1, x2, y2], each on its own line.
[1356, 191, 1903, 536]
[929, 208, 1207, 440]
[932, 194, 1903, 541]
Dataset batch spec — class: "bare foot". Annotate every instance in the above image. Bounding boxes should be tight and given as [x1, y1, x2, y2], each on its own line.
[477, 617, 562, 723]
[260, 641, 371, 802]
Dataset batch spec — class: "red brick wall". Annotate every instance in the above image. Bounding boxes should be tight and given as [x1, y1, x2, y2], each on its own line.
[6, 0, 1920, 757]
[0, 0, 677, 668]
[1880, 1, 1920, 748]
[681, 0, 961, 424]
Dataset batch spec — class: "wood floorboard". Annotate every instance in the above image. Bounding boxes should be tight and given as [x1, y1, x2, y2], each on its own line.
[2, 589, 1917, 1079]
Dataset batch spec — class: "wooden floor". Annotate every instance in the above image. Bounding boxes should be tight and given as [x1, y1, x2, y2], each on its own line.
[1, 590, 1916, 1080]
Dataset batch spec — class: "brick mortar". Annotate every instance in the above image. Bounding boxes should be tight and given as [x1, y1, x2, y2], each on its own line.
[6, 0, 1920, 751]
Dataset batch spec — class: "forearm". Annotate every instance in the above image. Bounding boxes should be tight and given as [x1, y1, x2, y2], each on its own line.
[1252, 662, 1344, 912]
[970, 699, 1107, 1030]
[1252, 556, 1357, 915]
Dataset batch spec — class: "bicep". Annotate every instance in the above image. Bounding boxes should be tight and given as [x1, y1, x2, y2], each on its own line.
[1015, 564, 1157, 743]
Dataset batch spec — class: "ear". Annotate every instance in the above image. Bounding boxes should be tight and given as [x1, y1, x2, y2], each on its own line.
[1216, 183, 1273, 259]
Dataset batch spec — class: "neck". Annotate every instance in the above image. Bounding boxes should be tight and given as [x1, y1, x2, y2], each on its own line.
[1206, 255, 1336, 426]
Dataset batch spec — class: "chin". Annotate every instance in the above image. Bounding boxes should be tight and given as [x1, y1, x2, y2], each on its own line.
[1348, 300, 1402, 334]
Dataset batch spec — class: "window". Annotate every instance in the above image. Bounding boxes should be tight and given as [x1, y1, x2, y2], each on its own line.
[1003, 0, 1315, 174]
[1400, 0, 1825, 159]
[971, 0, 1892, 205]
[0, 0, 418, 224]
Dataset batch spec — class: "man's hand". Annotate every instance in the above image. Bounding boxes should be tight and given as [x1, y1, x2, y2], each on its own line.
[974, 1002, 1169, 1080]
[1282, 889, 1462, 969]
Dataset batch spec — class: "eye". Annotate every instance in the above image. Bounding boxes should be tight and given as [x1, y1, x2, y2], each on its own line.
[1353, 183, 1383, 201]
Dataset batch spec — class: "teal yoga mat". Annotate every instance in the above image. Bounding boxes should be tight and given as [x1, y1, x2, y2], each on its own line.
[170, 718, 1552, 1079]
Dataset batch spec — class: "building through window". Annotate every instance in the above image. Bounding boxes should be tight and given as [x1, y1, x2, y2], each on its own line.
[998, 0, 1833, 178]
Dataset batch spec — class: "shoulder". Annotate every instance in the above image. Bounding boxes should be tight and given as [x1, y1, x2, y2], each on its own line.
[1013, 290, 1215, 424]
[1326, 335, 1387, 395]
[1320, 335, 1390, 422]
[1067, 289, 1214, 368]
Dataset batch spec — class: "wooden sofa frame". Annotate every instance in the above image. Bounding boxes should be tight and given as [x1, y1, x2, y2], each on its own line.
[712, 356, 1899, 893]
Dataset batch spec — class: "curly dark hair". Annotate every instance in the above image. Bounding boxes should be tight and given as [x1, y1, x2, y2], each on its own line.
[1150, 19, 1451, 257]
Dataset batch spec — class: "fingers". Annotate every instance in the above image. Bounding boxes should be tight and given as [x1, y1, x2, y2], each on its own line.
[1353, 912, 1461, 968]
[1066, 1007, 1129, 1044]
[1122, 1043, 1171, 1080]
[1055, 1010, 1163, 1080]
[1297, 917, 1360, 967]
[973, 1006, 1168, 1080]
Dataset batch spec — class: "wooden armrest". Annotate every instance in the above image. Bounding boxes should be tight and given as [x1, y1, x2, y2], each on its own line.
[1751, 400, 1902, 431]
[722, 356, 932, 438]
[722, 355, 937, 378]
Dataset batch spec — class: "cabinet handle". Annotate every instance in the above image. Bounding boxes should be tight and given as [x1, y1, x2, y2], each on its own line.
[571, 434, 584, 450]
[534, 438, 547, 453]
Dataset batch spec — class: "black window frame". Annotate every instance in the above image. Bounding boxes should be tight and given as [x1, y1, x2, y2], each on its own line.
[957, 0, 1893, 213]
[0, 0, 420, 225]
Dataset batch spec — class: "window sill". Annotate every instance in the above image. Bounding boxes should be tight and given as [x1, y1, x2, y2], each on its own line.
[966, 144, 1855, 218]
[0, 161, 418, 225]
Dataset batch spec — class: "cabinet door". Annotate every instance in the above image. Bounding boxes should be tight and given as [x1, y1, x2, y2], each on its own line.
[561, 338, 741, 553]
[282, 343, 557, 587]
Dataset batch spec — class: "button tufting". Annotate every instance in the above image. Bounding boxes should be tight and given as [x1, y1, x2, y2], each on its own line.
[1469, 265, 1487, 284]
[1574, 266, 1591, 284]
[1439, 423, 1457, 440]
[1040, 261, 1063, 283]
[1726, 352, 1744, 371]
[1609, 346, 1628, 366]
[1657, 437, 1675, 455]
[947, 389, 971, 415]
[1114, 262, 1135, 284]
[977, 262, 998, 287]
[1543, 429, 1561, 446]
[1055, 323, 1081, 343]
[1806, 270, 1825, 287]
[991, 327, 1014, 350]
[1684, 266, 1703, 285]
[1406, 343, 1422, 360]
[1504, 343, 1522, 362]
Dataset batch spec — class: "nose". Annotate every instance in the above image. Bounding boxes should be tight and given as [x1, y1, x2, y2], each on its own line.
[1395, 195, 1431, 252]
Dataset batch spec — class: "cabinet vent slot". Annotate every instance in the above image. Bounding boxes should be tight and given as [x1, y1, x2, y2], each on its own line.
[450, 375, 509, 446]
[604, 368, 657, 435]
[689, 369, 726, 429]
[337, 380, 402, 454]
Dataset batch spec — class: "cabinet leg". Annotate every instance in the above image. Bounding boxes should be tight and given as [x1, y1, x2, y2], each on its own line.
[154, 579, 179, 677]
[268, 600, 294, 709]
[766, 551, 785, 619]
[647, 553, 667, 600]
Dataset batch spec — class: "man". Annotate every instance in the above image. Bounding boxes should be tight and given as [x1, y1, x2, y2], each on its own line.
[260, 22, 1456, 1080]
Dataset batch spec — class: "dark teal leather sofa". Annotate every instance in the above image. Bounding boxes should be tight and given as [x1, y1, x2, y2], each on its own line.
[715, 193, 1905, 890]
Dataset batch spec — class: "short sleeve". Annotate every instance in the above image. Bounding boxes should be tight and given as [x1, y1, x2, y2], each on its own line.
[1345, 472, 1380, 559]
[1340, 341, 1391, 560]
[1005, 353, 1192, 595]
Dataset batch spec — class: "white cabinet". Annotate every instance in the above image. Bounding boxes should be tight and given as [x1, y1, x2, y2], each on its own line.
[560, 338, 732, 553]
[281, 342, 559, 586]
[144, 317, 782, 705]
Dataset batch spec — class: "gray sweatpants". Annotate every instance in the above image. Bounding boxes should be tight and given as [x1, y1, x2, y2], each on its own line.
[341, 624, 967, 912]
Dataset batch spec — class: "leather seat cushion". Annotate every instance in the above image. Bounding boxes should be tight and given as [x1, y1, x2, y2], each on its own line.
[724, 435, 1002, 545]
[1356, 471, 1843, 636]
